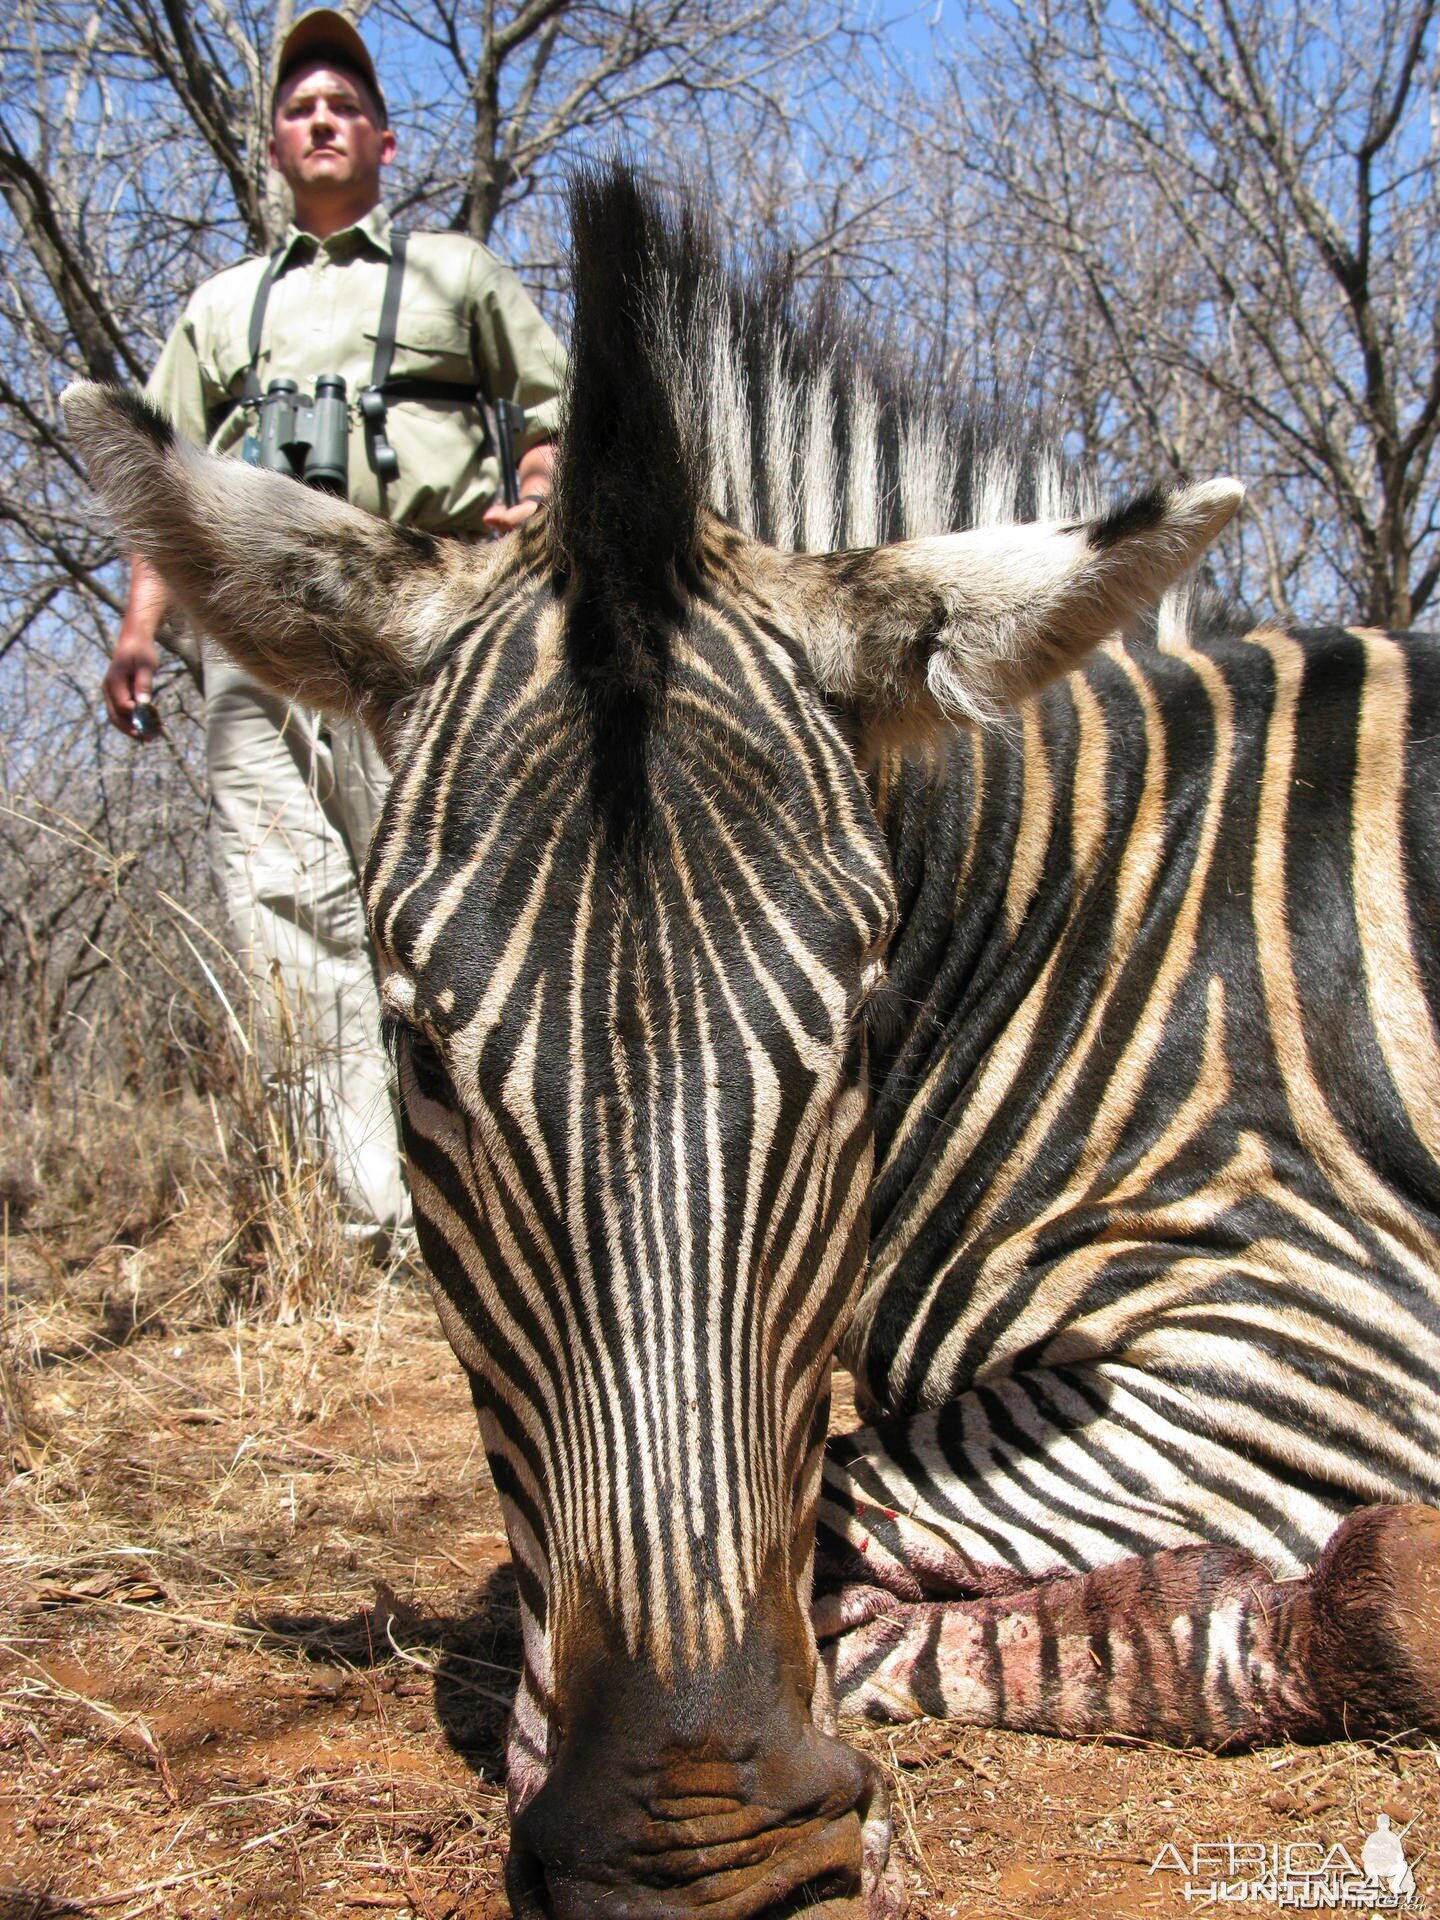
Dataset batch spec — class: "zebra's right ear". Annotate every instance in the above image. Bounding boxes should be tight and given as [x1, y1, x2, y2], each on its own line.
[64, 383, 500, 751]
[775, 479, 1242, 736]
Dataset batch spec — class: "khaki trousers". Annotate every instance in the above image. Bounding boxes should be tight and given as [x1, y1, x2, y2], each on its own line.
[202, 639, 406, 1236]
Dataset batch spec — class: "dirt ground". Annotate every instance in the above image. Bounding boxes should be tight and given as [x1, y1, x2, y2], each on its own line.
[4, 1203, 1439, 1920]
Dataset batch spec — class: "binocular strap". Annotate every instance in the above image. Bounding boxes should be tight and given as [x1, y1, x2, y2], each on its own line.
[240, 245, 287, 405]
[361, 233, 408, 494]
[231, 229, 506, 497]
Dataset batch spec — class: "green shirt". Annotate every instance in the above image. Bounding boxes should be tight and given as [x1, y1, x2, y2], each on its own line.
[145, 202, 566, 537]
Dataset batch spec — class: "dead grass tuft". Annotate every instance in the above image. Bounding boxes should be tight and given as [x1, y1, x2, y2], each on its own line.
[214, 1033, 375, 1324]
[1, 810, 391, 1329]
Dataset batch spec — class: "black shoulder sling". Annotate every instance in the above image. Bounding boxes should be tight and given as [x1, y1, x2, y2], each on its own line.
[240, 244, 286, 405]
[356, 231, 408, 484]
[211, 230, 516, 492]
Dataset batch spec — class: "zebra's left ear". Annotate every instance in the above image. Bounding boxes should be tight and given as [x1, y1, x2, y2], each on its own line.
[779, 479, 1243, 731]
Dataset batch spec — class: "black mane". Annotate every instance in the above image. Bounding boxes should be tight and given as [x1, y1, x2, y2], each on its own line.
[547, 161, 1092, 848]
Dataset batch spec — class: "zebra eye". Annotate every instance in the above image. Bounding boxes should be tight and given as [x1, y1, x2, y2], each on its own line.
[404, 1027, 453, 1104]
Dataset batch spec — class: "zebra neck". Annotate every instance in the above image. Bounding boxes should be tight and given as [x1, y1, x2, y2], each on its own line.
[865, 659, 1124, 1227]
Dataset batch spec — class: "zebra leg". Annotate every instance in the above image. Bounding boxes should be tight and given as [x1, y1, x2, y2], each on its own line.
[819, 1503, 1440, 1746]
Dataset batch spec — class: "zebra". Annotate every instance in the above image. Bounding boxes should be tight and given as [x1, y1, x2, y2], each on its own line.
[66, 162, 1440, 1920]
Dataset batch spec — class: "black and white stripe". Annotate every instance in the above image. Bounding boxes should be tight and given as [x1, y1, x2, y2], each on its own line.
[64, 161, 1440, 1910]
[368, 580, 894, 1785]
[819, 617, 1440, 1614]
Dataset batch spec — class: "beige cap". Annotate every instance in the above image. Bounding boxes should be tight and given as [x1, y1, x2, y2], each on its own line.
[276, 10, 387, 124]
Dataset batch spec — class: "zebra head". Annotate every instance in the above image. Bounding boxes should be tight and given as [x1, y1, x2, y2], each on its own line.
[66, 163, 1239, 1920]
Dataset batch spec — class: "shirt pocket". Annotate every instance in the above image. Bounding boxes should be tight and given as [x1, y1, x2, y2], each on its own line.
[204, 322, 257, 402]
[365, 307, 476, 387]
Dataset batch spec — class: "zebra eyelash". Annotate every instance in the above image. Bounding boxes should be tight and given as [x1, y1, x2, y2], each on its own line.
[381, 1014, 454, 1103]
[380, 1014, 403, 1066]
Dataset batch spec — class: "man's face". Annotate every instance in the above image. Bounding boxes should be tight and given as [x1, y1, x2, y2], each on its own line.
[269, 60, 396, 203]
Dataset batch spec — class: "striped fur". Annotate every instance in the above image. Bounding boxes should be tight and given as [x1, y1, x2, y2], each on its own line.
[62, 163, 1440, 1915]
[368, 563, 894, 1800]
[817, 619, 1440, 1741]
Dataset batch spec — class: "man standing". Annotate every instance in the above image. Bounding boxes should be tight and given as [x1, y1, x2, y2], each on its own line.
[102, 11, 565, 1248]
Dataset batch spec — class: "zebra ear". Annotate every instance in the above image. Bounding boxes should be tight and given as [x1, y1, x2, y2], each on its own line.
[784, 480, 1243, 732]
[63, 383, 493, 750]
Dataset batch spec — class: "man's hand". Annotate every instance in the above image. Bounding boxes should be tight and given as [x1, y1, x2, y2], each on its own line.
[483, 495, 545, 536]
[104, 630, 162, 738]
[482, 440, 555, 537]
[104, 556, 170, 741]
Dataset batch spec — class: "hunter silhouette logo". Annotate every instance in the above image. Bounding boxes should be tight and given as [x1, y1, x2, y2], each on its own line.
[1147, 1811, 1421, 1907]
[1362, 1816, 1418, 1902]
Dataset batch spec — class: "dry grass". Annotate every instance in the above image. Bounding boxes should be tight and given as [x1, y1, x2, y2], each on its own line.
[4, 1107, 1440, 1918]
[1, 1216, 514, 1920]
[0, 802, 384, 1328]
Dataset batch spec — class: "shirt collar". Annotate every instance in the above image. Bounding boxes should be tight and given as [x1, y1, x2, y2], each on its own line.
[276, 202, 393, 267]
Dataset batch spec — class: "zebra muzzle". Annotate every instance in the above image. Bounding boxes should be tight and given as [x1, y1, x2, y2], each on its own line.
[504, 1588, 886, 1918]
[506, 1741, 876, 1920]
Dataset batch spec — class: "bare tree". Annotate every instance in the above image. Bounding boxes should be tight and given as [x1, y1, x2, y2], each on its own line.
[0, 0, 892, 1102]
[905, 0, 1440, 627]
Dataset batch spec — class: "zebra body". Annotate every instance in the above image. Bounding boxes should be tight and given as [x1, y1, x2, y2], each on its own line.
[814, 624, 1440, 1739]
[836, 623, 1440, 1572]
[67, 165, 1440, 1920]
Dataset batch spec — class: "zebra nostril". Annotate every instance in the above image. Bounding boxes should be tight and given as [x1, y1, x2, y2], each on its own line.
[510, 1834, 867, 1920]
[503, 1837, 556, 1920]
[508, 1585, 877, 1918]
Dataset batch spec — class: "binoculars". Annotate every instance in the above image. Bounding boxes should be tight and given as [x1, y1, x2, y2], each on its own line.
[253, 375, 349, 493]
